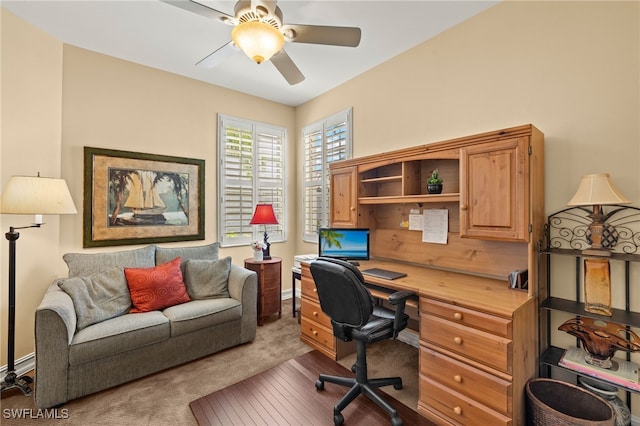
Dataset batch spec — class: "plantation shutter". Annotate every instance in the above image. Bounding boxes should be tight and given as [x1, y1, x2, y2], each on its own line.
[219, 115, 286, 247]
[302, 108, 352, 242]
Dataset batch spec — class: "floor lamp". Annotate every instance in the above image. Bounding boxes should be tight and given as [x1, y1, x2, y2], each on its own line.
[0, 175, 77, 396]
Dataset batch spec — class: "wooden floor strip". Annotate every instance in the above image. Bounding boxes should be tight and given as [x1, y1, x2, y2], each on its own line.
[190, 350, 433, 425]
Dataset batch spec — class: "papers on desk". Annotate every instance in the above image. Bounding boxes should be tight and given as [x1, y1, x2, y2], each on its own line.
[408, 208, 448, 244]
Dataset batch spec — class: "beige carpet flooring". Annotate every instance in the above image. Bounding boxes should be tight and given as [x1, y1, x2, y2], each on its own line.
[1, 300, 419, 425]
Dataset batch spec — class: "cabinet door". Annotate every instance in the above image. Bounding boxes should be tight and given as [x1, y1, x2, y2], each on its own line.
[460, 137, 529, 241]
[330, 166, 358, 228]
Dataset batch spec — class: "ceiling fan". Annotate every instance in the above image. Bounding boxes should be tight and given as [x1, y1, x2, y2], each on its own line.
[162, 0, 362, 85]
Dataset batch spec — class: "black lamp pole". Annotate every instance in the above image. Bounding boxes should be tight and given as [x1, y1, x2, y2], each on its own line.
[1, 225, 37, 395]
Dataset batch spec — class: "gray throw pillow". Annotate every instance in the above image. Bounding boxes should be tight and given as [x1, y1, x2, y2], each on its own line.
[58, 266, 132, 330]
[156, 242, 220, 274]
[63, 245, 156, 277]
[184, 257, 231, 299]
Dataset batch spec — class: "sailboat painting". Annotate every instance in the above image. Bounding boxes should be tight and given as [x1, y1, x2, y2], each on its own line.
[84, 147, 204, 248]
[108, 168, 189, 226]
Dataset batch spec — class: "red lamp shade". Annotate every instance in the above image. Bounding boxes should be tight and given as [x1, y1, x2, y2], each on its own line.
[249, 204, 278, 225]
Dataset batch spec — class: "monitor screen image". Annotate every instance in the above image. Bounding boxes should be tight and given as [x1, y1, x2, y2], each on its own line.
[318, 228, 370, 261]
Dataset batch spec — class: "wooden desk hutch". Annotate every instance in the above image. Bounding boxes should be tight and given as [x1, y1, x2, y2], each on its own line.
[300, 124, 544, 425]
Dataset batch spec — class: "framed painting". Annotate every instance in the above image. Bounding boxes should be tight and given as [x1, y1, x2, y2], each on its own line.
[83, 147, 205, 247]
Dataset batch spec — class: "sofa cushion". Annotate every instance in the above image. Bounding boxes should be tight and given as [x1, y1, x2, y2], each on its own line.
[155, 242, 220, 274]
[125, 257, 191, 313]
[57, 266, 132, 331]
[184, 257, 231, 300]
[69, 311, 169, 365]
[162, 298, 241, 336]
[63, 245, 156, 277]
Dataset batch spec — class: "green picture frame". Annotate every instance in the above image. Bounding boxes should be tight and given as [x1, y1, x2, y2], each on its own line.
[83, 147, 205, 247]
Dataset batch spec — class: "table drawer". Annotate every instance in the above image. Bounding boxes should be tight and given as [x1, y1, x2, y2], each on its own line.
[421, 314, 511, 373]
[420, 375, 511, 426]
[301, 277, 319, 302]
[421, 298, 512, 338]
[300, 317, 335, 352]
[420, 346, 511, 415]
[300, 297, 332, 329]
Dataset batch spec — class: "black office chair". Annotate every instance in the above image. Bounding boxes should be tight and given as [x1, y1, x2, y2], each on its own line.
[310, 257, 414, 426]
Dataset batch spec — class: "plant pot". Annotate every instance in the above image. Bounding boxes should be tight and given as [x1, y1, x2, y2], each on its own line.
[427, 183, 442, 194]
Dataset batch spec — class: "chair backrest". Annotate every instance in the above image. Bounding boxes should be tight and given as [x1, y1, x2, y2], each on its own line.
[310, 257, 374, 328]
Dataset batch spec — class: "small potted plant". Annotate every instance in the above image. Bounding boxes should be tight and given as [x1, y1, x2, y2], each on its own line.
[427, 169, 443, 194]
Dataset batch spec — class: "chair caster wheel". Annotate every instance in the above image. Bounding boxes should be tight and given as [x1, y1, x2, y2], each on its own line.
[351, 364, 356, 373]
[393, 383, 403, 390]
[391, 416, 403, 426]
[315, 380, 324, 391]
[333, 412, 344, 426]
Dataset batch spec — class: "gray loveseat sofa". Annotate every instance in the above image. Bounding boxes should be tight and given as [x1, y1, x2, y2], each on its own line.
[34, 243, 257, 409]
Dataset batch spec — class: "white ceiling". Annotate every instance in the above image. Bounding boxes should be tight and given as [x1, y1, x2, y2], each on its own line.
[3, 0, 498, 106]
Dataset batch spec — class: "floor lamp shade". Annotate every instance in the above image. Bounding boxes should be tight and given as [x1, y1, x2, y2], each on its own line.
[1, 175, 77, 215]
[0, 174, 76, 397]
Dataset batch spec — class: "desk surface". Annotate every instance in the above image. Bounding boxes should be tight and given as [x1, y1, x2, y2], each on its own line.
[303, 258, 531, 318]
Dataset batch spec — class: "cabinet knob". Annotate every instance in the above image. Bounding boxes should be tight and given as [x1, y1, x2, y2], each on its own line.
[454, 337, 463, 345]
[313, 311, 319, 317]
[453, 375, 462, 383]
[453, 312, 462, 320]
[350, 206, 356, 211]
[453, 406, 462, 416]
[312, 330, 318, 336]
[313, 288, 317, 293]
[460, 205, 468, 211]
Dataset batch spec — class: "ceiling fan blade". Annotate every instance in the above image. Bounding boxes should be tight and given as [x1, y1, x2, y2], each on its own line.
[283, 24, 361, 47]
[196, 41, 239, 68]
[270, 49, 305, 85]
[160, 0, 232, 21]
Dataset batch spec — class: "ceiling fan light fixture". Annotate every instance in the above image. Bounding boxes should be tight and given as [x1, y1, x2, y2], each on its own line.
[232, 21, 284, 64]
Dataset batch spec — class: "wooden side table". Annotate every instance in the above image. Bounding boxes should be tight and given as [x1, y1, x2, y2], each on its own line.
[244, 257, 282, 326]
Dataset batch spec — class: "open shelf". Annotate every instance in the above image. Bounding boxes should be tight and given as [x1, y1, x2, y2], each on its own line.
[359, 193, 460, 205]
[541, 296, 640, 328]
[541, 346, 640, 395]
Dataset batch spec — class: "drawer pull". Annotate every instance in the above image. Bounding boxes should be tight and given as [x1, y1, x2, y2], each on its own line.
[453, 406, 462, 416]
[313, 311, 319, 317]
[313, 288, 318, 293]
[454, 337, 463, 345]
[312, 330, 318, 336]
[453, 375, 462, 383]
[453, 312, 462, 320]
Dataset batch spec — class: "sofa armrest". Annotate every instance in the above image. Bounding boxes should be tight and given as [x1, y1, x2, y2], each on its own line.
[227, 263, 257, 343]
[34, 282, 77, 408]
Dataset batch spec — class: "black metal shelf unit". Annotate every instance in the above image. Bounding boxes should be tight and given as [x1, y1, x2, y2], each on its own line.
[538, 205, 640, 410]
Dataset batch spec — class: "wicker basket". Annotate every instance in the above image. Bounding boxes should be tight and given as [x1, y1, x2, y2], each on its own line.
[526, 378, 615, 425]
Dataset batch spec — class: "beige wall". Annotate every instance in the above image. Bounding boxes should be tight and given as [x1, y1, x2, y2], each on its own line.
[295, 0, 640, 412]
[2, 1, 640, 411]
[1, 9, 297, 366]
[1, 9, 65, 366]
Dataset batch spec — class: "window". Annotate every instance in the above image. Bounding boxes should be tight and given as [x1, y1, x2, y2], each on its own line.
[302, 108, 352, 242]
[218, 114, 286, 247]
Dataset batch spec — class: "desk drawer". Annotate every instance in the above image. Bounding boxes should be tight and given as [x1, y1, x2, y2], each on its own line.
[421, 314, 511, 373]
[301, 277, 319, 302]
[300, 317, 335, 352]
[300, 297, 332, 329]
[420, 375, 510, 426]
[420, 346, 511, 415]
[421, 298, 512, 338]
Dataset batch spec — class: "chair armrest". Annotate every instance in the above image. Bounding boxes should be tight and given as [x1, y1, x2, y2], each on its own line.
[387, 290, 415, 337]
[227, 263, 258, 343]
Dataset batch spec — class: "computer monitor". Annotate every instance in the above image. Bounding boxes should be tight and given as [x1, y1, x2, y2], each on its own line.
[318, 228, 370, 261]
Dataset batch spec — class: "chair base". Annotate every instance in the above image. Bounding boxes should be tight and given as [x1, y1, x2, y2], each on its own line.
[315, 340, 404, 426]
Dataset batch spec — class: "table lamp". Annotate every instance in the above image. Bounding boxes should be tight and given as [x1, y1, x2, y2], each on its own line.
[567, 173, 631, 256]
[249, 203, 278, 260]
[0, 174, 77, 396]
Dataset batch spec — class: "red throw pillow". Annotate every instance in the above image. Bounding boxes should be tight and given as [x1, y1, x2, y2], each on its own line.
[125, 257, 191, 313]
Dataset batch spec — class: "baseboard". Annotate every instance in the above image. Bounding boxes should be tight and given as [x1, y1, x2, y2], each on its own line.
[0, 352, 35, 378]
